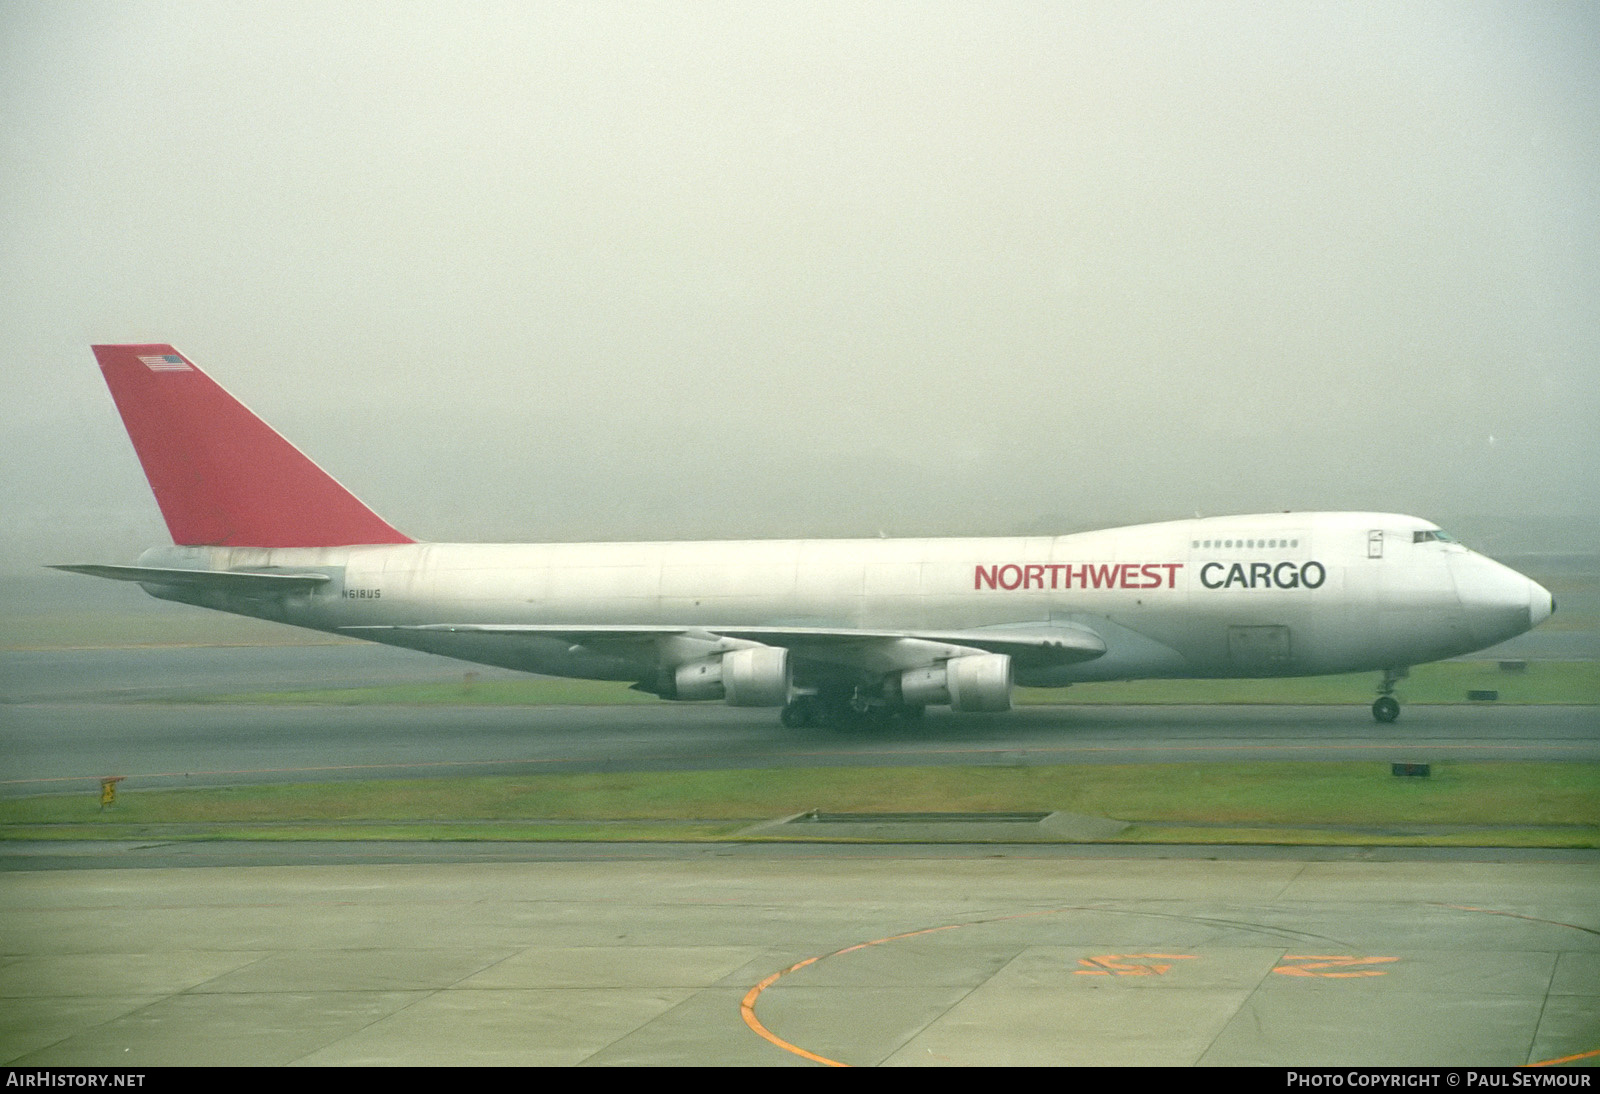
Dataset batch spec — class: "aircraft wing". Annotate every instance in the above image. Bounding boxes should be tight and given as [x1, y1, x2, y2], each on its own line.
[712, 623, 1105, 670]
[50, 564, 332, 594]
[343, 621, 1106, 671]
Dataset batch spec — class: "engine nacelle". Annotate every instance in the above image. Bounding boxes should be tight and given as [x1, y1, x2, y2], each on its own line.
[673, 646, 790, 706]
[900, 653, 1013, 712]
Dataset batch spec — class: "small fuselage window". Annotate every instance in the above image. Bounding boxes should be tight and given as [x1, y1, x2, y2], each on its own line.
[1193, 537, 1299, 550]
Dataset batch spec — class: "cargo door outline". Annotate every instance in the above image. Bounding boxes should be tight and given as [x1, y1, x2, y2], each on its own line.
[1227, 624, 1291, 666]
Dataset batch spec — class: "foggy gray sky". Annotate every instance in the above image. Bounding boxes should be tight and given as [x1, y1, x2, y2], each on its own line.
[3, 1, 1597, 571]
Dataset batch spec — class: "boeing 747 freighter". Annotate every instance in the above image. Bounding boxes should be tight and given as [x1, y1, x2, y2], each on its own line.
[57, 345, 1554, 726]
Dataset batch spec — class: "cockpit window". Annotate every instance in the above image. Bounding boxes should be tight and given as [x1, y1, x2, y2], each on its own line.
[1413, 529, 1458, 544]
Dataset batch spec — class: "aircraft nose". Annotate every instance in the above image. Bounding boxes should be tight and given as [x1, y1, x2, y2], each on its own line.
[1529, 578, 1555, 628]
[1453, 553, 1546, 647]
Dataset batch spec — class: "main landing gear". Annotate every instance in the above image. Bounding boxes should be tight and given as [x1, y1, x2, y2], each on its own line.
[779, 694, 821, 728]
[780, 690, 924, 729]
[1371, 667, 1408, 723]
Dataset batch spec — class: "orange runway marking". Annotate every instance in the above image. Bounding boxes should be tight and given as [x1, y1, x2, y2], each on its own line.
[1273, 955, 1398, 978]
[742, 901, 1598, 1066]
[1530, 1047, 1600, 1067]
[740, 923, 968, 1067]
[740, 958, 845, 1068]
[1074, 953, 1198, 976]
[740, 913, 1080, 1066]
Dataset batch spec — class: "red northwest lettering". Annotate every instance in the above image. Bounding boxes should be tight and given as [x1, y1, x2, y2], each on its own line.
[972, 562, 1186, 590]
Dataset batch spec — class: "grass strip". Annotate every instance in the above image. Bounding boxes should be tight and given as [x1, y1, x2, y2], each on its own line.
[4, 763, 1595, 847]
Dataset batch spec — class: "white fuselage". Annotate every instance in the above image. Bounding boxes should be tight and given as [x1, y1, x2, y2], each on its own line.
[133, 511, 1550, 690]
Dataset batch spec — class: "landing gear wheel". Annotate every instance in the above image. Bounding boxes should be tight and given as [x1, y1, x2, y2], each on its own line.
[808, 688, 861, 730]
[866, 704, 897, 728]
[832, 705, 872, 731]
[1372, 666, 1407, 723]
[780, 696, 818, 728]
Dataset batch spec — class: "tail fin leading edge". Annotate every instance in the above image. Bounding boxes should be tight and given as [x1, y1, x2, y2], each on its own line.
[92, 344, 414, 548]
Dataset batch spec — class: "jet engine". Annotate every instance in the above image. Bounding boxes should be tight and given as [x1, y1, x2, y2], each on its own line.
[900, 653, 1013, 712]
[673, 646, 791, 706]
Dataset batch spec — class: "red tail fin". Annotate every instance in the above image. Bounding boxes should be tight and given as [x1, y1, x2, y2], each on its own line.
[92, 345, 414, 547]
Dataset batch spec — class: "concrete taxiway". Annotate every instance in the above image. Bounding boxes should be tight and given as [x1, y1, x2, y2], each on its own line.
[2, 843, 1596, 1067]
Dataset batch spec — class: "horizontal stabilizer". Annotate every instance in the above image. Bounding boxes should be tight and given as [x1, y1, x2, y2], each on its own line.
[51, 564, 331, 595]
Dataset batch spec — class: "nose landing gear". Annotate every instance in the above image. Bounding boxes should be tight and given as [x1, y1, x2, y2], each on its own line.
[1372, 667, 1408, 723]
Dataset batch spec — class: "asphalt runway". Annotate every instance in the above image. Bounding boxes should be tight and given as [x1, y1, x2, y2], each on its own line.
[2, 700, 1596, 796]
[4, 624, 1591, 706]
[1, 642, 1596, 794]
